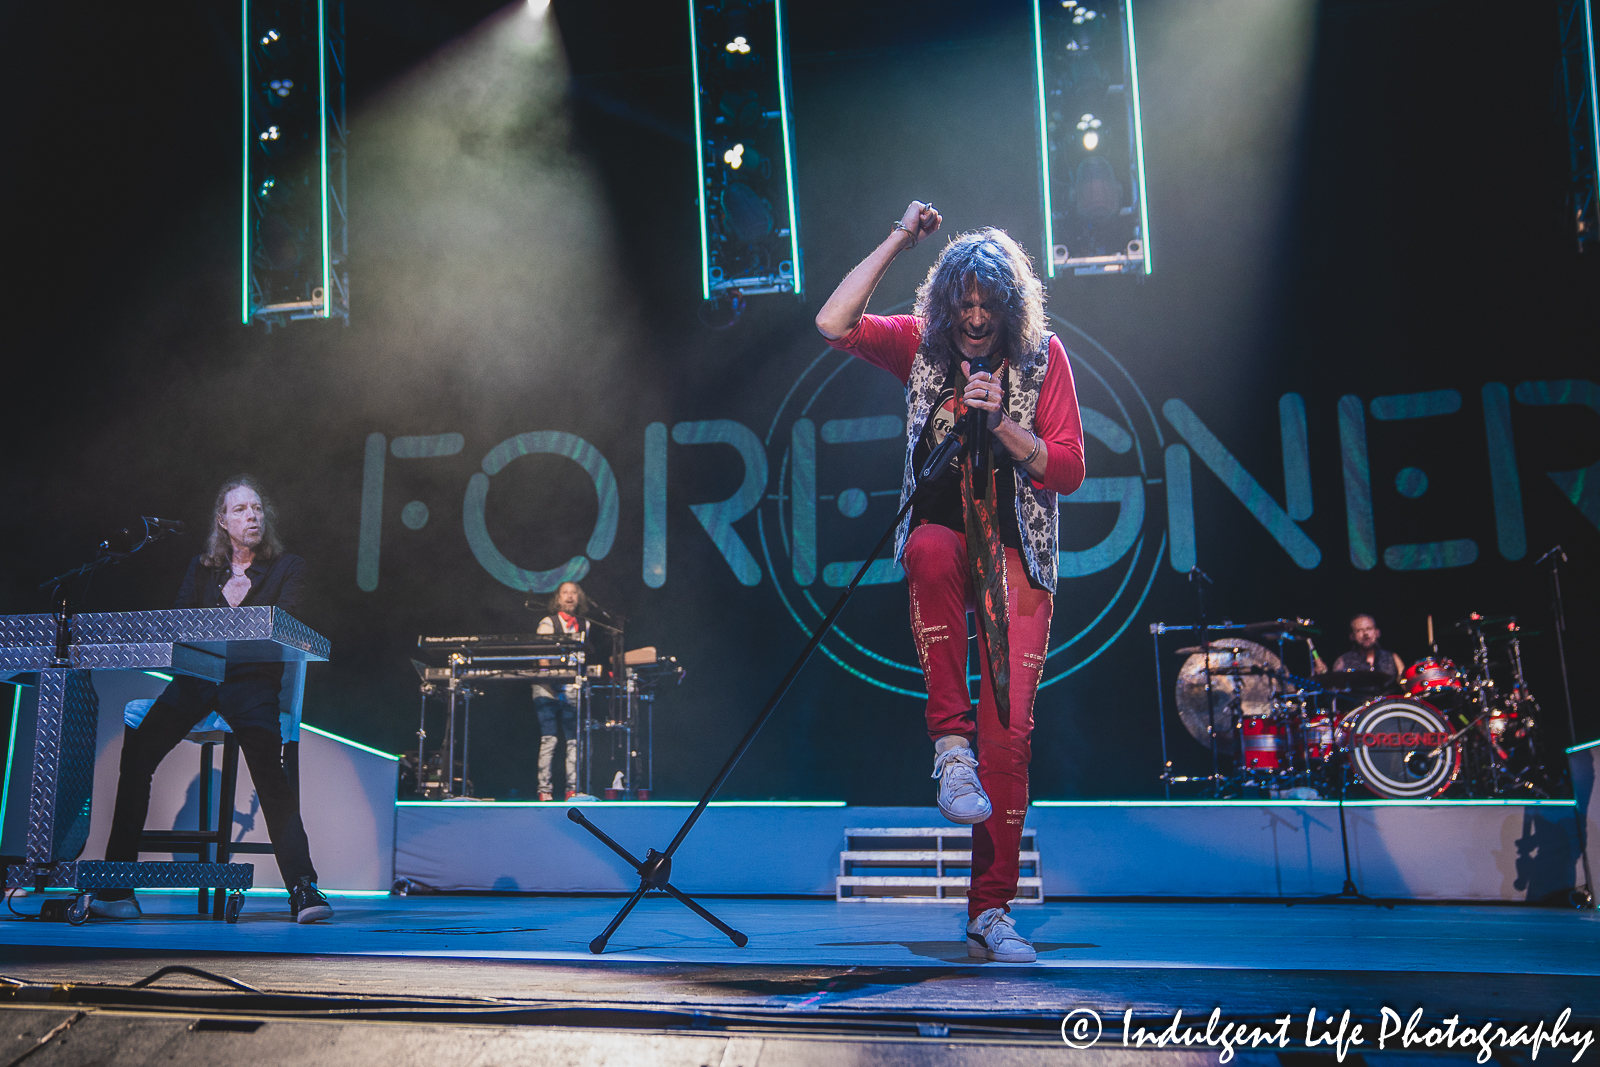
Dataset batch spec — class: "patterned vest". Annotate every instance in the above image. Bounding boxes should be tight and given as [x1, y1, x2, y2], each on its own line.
[894, 333, 1061, 593]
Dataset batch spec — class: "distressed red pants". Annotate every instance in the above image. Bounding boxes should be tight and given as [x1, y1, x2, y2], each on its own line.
[902, 522, 1052, 918]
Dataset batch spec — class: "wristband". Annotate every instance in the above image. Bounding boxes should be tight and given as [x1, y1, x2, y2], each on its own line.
[890, 221, 916, 249]
[1021, 432, 1041, 467]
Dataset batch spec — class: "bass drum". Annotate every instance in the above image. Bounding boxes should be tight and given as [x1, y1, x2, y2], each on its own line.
[1343, 697, 1460, 799]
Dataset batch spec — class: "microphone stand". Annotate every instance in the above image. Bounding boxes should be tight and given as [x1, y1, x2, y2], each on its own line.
[39, 518, 183, 667]
[1535, 546, 1578, 750]
[1538, 545, 1594, 909]
[568, 397, 982, 953]
[1298, 751, 1391, 908]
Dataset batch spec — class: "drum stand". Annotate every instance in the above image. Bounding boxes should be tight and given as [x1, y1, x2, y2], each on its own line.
[1190, 567, 1225, 795]
[567, 401, 988, 952]
[409, 671, 450, 799]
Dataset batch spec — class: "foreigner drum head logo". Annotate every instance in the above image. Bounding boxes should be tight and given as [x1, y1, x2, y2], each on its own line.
[756, 312, 1166, 700]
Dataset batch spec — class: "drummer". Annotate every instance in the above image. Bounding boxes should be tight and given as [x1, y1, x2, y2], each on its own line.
[1312, 614, 1404, 678]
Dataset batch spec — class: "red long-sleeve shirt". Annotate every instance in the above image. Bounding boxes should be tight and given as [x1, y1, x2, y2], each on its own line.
[826, 314, 1087, 496]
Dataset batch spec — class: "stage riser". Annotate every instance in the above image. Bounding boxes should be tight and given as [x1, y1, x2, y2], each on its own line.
[395, 799, 1587, 901]
[2, 672, 399, 891]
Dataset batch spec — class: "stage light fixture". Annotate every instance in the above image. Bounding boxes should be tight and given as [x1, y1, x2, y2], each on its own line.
[1032, 0, 1152, 277]
[1556, 0, 1599, 252]
[242, 0, 347, 328]
[719, 88, 763, 127]
[1076, 112, 1102, 150]
[689, 0, 803, 306]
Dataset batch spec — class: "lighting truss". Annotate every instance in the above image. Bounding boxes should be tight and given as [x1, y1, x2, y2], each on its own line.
[688, 0, 802, 301]
[1557, 0, 1600, 253]
[242, 0, 348, 328]
[1032, 0, 1151, 278]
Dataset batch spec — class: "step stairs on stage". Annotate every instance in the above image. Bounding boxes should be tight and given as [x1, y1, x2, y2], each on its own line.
[835, 826, 1042, 903]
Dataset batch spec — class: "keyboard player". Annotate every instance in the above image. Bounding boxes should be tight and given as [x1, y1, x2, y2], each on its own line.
[531, 581, 589, 800]
[93, 475, 333, 923]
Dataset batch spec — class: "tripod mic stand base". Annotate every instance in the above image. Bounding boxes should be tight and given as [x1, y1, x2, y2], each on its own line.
[1301, 883, 1393, 908]
[567, 808, 749, 954]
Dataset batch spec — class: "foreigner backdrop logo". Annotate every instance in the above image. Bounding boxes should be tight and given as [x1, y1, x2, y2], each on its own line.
[755, 314, 1166, 699]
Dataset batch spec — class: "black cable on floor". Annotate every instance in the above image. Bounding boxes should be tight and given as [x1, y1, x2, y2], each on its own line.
[3, 889, 27, 919]
[129, 965, 261, 994]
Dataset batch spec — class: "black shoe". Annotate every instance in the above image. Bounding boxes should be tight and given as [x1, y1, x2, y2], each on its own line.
[289, 877, 334, 924]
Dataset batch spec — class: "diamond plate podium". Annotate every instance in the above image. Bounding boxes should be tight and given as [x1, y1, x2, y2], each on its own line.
[1, 606, 329, 906]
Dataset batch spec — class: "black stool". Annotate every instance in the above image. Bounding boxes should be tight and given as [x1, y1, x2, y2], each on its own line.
[137, 729, 298, 919]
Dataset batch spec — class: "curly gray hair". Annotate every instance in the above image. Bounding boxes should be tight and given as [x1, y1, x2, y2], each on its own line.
[913, 227, 1047, 369]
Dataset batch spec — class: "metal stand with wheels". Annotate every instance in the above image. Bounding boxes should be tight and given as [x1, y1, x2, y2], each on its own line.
[3, 596, 327, 925]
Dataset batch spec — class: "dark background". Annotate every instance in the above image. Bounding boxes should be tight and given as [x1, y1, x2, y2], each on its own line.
[2, 0, 1595, 802]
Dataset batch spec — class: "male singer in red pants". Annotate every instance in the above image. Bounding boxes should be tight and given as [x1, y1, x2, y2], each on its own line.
[816, 201, 1085, 962]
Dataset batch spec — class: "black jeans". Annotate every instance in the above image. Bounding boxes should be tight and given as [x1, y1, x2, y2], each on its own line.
[101, 693, 318, 898]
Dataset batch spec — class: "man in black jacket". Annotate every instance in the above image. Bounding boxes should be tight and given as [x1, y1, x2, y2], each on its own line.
[92, 475, 332, 923]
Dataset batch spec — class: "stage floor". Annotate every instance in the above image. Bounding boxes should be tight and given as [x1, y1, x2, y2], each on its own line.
[3, 892, 1598, 973]
[3, 893, 1596, 1028]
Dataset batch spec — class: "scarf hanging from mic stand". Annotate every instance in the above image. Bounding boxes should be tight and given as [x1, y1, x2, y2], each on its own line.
[958, 362, 1012, 729]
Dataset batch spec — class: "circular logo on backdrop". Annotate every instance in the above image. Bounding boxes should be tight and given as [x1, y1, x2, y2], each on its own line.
[756, 312, 1167, 699]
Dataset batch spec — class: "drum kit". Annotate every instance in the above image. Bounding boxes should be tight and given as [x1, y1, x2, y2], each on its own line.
[1163, 613, 1555, 800]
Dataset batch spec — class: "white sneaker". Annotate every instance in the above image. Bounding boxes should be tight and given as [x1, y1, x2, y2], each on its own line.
[87, 895, 141, 920]
[932, 745, 991, 825]
[966, 907, 1036, 963]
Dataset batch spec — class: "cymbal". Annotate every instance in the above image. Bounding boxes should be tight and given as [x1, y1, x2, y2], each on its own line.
[1455, 613, 1514, 630]
[1175, 643, 1256, 656]
[1174, 638, 1284, 749]
[1486, 628, 1540, 642]
[1319, 669, 1393, 692]
[1237, 618, 1320, 637]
